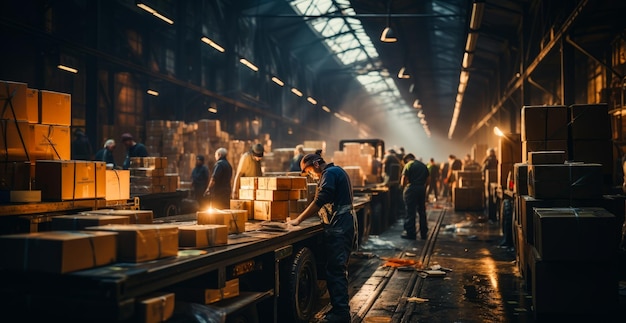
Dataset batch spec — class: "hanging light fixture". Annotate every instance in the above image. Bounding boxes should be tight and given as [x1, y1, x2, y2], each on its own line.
[380, 0, 397, 43]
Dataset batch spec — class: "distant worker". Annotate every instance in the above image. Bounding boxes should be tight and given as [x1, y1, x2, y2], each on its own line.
[481, 148, 498, 174]
[71, 129, 93, 160]
[445, 154, 462, 194]
[191, 155, 209, 209]
[401, 153, 429, 240]
[121, 133, 149, 169]
[426, 158, 440, 201]
[462, 154, 481, 171]
[95, 139, 117, 167]
[382, 149, 403, 221]
[289, 153, 357, 323]
[232, 143, 264, 199]
[205, 148, 232, 210]
[289, 144, 305, 172]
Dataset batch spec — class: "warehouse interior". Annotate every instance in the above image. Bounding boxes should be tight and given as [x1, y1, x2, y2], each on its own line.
[2, 0, 626, 322]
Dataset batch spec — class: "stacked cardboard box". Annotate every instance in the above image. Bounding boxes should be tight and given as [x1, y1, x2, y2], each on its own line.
[129, 157, 179, 194]
[232, 176, 307, 221]
[178, 224, 228, 247]
[197, 209, 247, 234]
[80, 209, 154, 224]
[332, 142, 375, 186]
[35, 160, 106, 200]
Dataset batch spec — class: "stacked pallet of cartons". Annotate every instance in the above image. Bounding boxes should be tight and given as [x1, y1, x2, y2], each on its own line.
[232, 176, 307, 221]
[129, 156, 179, 194]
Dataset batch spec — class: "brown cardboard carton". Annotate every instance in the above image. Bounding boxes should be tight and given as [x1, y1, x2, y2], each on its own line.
[520, 105, 568, 141]
[81, 209, 153, 224]
[35, 160, 106, 200]
[84, 224, 178, 262]
[527, 151, 566, 165]
[105, 169, 130, 200]
[197, 209, 246, 234]
[178, 224, 228, 247]
[253, 200, 288, 221]
[137, 292, 175, 323]
[0, 81, 28, 121]
[24, 88, 39, 123]
[176, 278, 239, 304]
[290, 176, 307, 190]
[0, 119, 31, 161]
[0, 230, 117, 273]
[52, 214, 130, 230]
[255, 189, 290, 201]
[258, 177, 292, 190]
[39, 90, 71, 126]
[230, 199, 254, 220]
[30, 124, 71, 160]
[239, 177, 257, 189]
[238, 189, 255, 200]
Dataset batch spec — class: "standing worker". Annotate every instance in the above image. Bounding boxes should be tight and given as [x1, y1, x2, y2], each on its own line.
[232, 143, 264, 199]
[426, 158, 440, 201]
[71, 129, 93, 160]
[401, 153, 430, 240]
[191, 155, 209, 209]
[289, 144, 305, 172]
[121, 133, 148, 169]
[204, 148, 232, 210]
[95, 139, 117, 168]
[289, 154, 357, 323]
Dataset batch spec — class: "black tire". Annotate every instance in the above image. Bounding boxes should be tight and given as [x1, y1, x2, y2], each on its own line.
[280, 247, 318, 323]
[163, 202, 178, 217]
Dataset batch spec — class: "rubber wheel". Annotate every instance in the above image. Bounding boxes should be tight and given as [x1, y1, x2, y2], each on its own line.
[163, 203, 178, 217]
[280, 247, 318, 323]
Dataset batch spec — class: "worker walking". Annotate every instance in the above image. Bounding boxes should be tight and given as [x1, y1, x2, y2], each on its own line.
[289, 154, 357, 323]
[401, 153, 430, 240]
[232, 143, 264, 199]
[191, 155, 209, 209]
[121, 133, 148, 169]
[205, 148, 232, 210]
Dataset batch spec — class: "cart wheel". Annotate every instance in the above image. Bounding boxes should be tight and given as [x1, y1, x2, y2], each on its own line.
[280, 247, 318, 323]
[163, 203, 178, 217]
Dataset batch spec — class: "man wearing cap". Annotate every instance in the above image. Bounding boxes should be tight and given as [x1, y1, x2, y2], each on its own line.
[191, 155, 210, 209]
[121, 133, 148, 169]
[232, 143, 264, 199]
[289, 154, 357, 323]
[204, 148, 232, 209]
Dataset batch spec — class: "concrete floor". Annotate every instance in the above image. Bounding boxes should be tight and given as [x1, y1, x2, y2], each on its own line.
[312, 198, 626, 323]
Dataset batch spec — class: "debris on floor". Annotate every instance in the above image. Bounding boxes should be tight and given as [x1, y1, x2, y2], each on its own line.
[406, 297, 429, 303]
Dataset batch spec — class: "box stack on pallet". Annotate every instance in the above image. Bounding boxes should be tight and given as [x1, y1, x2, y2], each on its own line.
[453, 170, 484, 211]
[513, 104, 625, 319]
[230, 176, 308, 222]
[128, 156, 179, 195]
[332, 142, 375, 187]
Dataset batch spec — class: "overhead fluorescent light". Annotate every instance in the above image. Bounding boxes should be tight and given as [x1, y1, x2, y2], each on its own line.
[57, 64, 78, 74]
[307, 97, 317, 105]
[137, 2, 173, 25]
[271, 76, 284, 86]
[291, 88, 303, 97]
[465, 32, 478, 52]
[462, 52, 474, 69]
[147, 89, 159, 96]
[412, 99, 421, 109]
[397, 67, 410, 79]
[380, 26, 397, 43]
[239, 58, 259, 72]
[469, 1, 485, 31]
[322, 105, 331, 113]
[208, 107, 217, 113]
[201, 37, 225, 53]
[493, 126, 504, 137]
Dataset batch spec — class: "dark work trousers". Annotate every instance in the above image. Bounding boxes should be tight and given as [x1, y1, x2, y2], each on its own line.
[324, 211, 357, 317]
[403, 185, 428, 238]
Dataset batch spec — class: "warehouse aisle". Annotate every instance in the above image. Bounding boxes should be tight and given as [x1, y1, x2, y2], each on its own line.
[312, 198, 626, 323]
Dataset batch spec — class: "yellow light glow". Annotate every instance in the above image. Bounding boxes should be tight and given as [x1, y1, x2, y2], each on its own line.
[271, 76, 284, 86]
[136, 3, 156, 13]
[201, 37, 225, 53]
[397, 67, 410, 79]
[239, 58, 259, 72]
[493, 126, 504, 137]
[322, 105, 331, 113]
[153, 12, 174, 24]
[307, 97, 317, 105]
[146, 89, 159, 96]
[291, 88, 303, 97]
[208, 107, 217, 113]
[57, 64, 78, 74]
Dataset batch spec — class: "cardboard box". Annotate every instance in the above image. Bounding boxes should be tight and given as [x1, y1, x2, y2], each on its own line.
[131, 168, 165, 177]
[178, 224, 228, 247]
[529, 246, 618, 315]
[3, 190, 41, 203]
[238, 189, 255, 200]
[527, 151, 566, 165]
[0, 81, 28, 121]
[571, 139, 613, 176]
[39, 90, 71, 126]
[51, 214, 130, 230]
[528, 163, 603, 199]
[513, 163, 528, 195]
[84, 224, 178, 262]
[137, 292, 175, 323]
[30, 124, 71, 160]
[142, 157, 168, 169]
[35, 160, 106, 200]
[290, 176, 307, 190]
[521, 105, 569, 141]
[570, 104, 611, 140]
[105, 169, 130, 200]
[253, 200, 288, 221]
[0, 230, 117, 273]
[453, 187, 483, 211]
[24, 88, 39, 123]
[0, 161, 31, 190]
[230, 199, 254, 220]
[239, 177, 258, 189]
[197, 209, 246, 234]
[81, 209, 153, 224]
[0, 119, 32, 161]
[255, 189, 290, 201]
[258, 177, 292, 190]
[533, 207, 617, 261]
[176, 278, 239, 305]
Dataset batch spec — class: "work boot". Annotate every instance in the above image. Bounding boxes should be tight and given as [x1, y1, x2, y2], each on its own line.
[319, 311, 351, 323]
